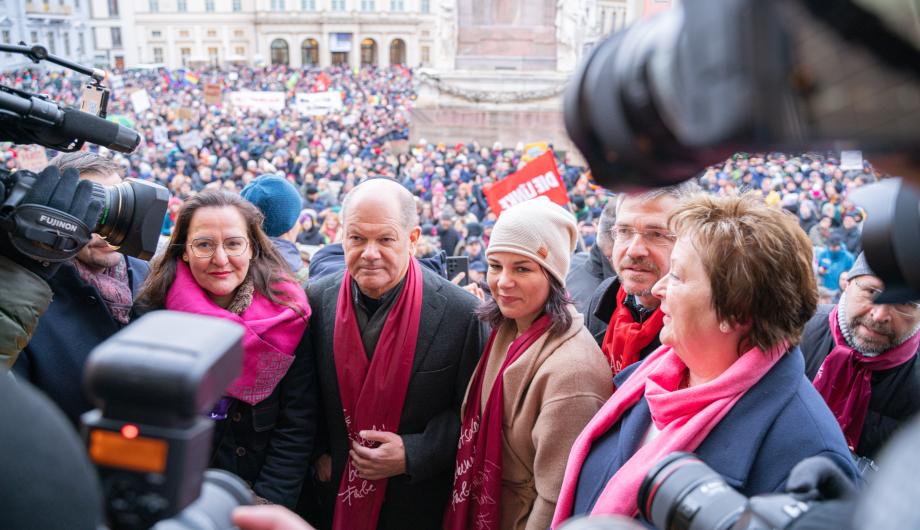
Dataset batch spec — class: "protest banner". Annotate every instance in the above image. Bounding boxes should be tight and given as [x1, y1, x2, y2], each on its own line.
[130, 89, 151, 113]
[294, 91, 343, 116]
[484, 151, 569, 215]
[178, 130, 203, 150]
[228, 91, 286, 112]
[204, 83, 222, 105]
[17, 145, 48, 172]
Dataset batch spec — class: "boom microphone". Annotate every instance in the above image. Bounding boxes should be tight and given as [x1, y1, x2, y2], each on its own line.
[58, 108, 141, 154]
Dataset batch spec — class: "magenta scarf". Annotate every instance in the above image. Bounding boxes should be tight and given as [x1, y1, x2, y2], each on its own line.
[444, 315, 552, 530]
[812, 305, 920, 450]
[165, 261, 308, 405]
[551, 343, 784, 526]
[332, 258, 423, 530]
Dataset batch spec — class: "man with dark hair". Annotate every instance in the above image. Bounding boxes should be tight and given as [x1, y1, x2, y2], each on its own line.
[584, 181, 699, 376]
[13, 152, 150, 427]
[802, 253, 920, 460]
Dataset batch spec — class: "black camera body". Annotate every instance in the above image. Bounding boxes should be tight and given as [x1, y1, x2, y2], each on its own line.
[639, 453, 815, 530]
[82, 311, 252, 530]
[0, 168, 169, 262]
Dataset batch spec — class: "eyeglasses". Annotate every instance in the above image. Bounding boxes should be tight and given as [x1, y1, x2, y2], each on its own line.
[851, 279, 920, 318]
[612, 226, 676, 247]
[187, 237, 249, 259]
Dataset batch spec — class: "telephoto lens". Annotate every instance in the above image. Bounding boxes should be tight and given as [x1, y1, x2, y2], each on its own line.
[89, 178, 169, 260]
[638, 452, 747, 530]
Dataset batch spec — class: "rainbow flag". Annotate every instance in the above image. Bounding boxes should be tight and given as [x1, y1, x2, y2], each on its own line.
[184, 71, 200, 85]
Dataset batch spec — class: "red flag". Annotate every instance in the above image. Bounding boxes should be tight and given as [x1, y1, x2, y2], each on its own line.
[313, 72, 332, 92]
[484, 151, 569, 215]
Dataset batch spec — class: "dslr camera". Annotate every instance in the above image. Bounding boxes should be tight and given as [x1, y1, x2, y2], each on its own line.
[565, 0, 920, 301]
[0, 43, 167, 262]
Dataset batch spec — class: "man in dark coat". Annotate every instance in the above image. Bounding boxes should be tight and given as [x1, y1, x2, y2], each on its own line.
[302, 179, 482, 530]
[584, 182, 698, 376]
[802, 253, 920, 459]
[13, 153, 150, 427]
[567, 200, 615, 316]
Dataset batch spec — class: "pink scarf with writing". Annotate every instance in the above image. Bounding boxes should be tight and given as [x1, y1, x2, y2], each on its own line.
[551, 343, 783, 527]
[812, 305, 920, 450]
[332, 258, 423, 530]
[444, 315, 551, 530]
[165, 261, 308, 405]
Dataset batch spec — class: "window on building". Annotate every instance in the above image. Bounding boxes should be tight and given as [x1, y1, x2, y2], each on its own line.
[331, 0, 345, 10]
[207, 29, 217, 38]
[75, 0, 79, 8]
[270, 0, 285, 10]
[63, 33, 70, 55]
[360, 0, 374, 10]
[301, 0, 315, 9]
[206, 0, 215, 11]
[360, 38, 376, 66]
[270, 38, 289, 65]
[108, 0, 118, 16]
[390, 0, 403, 11]
[301, 38, 318, 66]
[421, 45, 429, 64]
[153, 47, 163, 62]
[234, 29, 245, 37]
[233, 0, 241, 11]
[389, 38, 405, 65]
[235, 45, 245, 56]
[420, 0, 429, 13]
[180, 47, 191, 66]
[47, 32, 55, 54]
[149, 0, 158, 11]
[31, 31, 38, 44]
[2, 30, 10, 56]
[110, 27, 122, 48]
[179, 29, 190, 38]
[152, 30, 162, 38]
[208, 46, 219, 66]
[177, 0, 187, 12]
[78, 32, 85, 54]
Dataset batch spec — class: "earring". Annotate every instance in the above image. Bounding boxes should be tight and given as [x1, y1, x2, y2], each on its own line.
[719, 321, 731, 333]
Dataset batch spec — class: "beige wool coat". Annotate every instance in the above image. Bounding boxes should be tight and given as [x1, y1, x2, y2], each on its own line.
[461, 308, 613, 530]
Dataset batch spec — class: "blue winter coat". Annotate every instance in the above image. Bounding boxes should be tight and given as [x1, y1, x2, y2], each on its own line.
[571, 348, 859, 519]
[12, 256, 149, 427]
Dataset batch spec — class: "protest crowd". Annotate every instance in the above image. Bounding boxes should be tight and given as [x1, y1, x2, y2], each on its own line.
[1, 64, 918, 530]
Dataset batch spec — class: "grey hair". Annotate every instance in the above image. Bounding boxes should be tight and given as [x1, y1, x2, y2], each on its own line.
[596, 198, 617, 249]
[48, 151, 124, 180]
[614, 180, 701, 218]
[340, 177, 420, 232]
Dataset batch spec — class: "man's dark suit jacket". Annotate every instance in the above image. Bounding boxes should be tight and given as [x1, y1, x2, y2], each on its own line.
[306, 265, 483, 530]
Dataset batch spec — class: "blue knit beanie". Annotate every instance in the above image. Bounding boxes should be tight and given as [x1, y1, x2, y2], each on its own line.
[241, 174, 302, 237]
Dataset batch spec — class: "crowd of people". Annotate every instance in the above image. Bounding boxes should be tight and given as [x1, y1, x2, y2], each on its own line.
[2, 65, 917, 530]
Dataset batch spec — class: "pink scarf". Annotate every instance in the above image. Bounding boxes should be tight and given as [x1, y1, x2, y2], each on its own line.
[73, 257, 133, 324]
[813, 305, 920, 450]
[444, 315, 552, 530]
[551, 343, 784, 526]
[332, 258, 423, 530]
[165, 261, 308, 405]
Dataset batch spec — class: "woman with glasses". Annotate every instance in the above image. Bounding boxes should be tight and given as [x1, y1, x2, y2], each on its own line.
[802, 252, 920, 460]
[552, 194, 857, 527]
[137, 191, 316, 509]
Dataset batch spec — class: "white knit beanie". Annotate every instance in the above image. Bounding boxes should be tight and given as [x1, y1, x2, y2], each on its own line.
[486, 197, 577, 286]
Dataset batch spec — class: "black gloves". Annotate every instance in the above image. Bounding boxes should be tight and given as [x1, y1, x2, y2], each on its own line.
[786, 455, 858, 501]
[0, 165, 103, 278]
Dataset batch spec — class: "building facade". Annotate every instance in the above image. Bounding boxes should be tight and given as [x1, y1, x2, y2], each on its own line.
[88, 0, 138, 69]
[127, 0, 439, 70]
[0, 0, 94, 70]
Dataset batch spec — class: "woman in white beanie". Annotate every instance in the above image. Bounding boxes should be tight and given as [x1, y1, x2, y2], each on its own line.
[444, 198, 613, 530]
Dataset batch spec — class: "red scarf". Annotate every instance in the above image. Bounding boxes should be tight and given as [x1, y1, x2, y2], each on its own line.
[601, 287, 664, 376]
[812, 305, 920, 450]
[444, 315, 552, 530]
[165, 261, 308, 404]
[551, 343, 784, 526]
[332, 258, 423, 530]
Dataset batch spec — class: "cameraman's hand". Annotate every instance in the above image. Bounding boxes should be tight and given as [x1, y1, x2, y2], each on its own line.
[0, 166, 103, 278]
[786, 455, 857, 501]
[232, 505, 315, 530]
